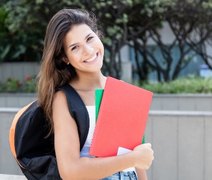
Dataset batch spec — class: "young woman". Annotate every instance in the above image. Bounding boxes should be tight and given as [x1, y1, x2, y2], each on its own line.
[37, 8, 154, 180]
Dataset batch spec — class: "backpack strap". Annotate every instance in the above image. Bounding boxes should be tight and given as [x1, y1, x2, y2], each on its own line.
[58, 84, 90, 150]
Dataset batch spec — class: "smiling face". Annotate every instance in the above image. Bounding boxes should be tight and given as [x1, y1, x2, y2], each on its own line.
[63, 24, 104, 76]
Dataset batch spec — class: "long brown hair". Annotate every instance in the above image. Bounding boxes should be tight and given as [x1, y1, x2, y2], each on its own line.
[37, 9, 99, 133]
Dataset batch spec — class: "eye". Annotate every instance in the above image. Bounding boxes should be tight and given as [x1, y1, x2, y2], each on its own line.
[87, 36, 94, 42]
[71, 46, 78, 51]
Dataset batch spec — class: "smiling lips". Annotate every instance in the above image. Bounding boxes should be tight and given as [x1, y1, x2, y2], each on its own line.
[83, 52, 98, 63]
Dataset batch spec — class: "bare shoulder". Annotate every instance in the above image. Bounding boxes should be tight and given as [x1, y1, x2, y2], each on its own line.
[52, 90, 71, 123]
[53, 90, 67, 107]
[52, 89, 79, 144]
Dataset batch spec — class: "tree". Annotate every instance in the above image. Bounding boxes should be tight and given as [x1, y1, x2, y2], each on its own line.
[185, 1, 212, 69]
[82, 0, 132, 78]
[125, 0, 175, 82]
[0, 5, 9, 61]
[1, 0, 81, 62]
[1, 0, 211, 82]
[127, 0, 212, 82]
[1, 0, 132, 78]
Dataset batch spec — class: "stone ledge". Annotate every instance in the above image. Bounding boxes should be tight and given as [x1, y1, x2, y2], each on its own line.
[150, 110, 212, 116]
[1, 107, 212, 116]
[0, 174, 26, 180]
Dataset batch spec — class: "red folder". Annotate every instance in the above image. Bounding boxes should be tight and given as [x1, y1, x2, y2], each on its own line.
[90, 77, 153, 157]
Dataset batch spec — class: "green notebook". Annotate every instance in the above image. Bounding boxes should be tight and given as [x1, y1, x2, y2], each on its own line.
[95, 89, 104, 121]
[94, 88, 145, 143]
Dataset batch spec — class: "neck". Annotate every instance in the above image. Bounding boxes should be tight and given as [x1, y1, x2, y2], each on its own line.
[70, 72, 107, 91]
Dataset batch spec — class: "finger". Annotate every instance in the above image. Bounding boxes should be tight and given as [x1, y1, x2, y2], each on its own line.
[144, 164, 150, 170]
[143, 143, 151, 148]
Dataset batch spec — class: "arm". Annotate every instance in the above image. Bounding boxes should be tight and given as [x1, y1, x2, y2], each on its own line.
[136, 168, 148, 180]
[53, 91, 154, 180]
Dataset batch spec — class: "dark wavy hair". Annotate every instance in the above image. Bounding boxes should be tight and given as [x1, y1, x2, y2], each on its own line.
[37, 9, 99, 133]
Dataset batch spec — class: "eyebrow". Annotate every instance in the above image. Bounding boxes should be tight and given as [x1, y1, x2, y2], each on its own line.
[68, 33, 92, 48]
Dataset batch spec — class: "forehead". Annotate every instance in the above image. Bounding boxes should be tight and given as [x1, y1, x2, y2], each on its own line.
[64, 24, 94, 45]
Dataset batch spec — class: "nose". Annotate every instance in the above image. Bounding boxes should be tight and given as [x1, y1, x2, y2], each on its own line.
[83, 44, 94, 56]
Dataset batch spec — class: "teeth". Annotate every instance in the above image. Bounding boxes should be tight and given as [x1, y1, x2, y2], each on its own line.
[84, 54, 97, 62]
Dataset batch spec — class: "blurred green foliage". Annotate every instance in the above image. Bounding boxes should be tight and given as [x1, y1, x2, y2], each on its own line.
[0, 76, 212, 93]
[142, 77, 212, 94]
[0, 75, 37, 93]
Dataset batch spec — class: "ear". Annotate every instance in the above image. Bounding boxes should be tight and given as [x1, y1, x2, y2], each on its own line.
[63, 57, 69, 65]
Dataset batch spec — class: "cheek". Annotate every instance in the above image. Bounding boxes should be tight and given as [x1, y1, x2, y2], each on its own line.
[67, 53, 80, 65]
[95, 39, 104, 52]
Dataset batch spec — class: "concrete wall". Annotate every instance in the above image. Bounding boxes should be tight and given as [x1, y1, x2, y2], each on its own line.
[146, 111, 212, 180]
[0, 110, 22, 175]
[1, 93, 212, 111]
[0, 94, 36, 108]
[0, 62, 40, 82]
[151, 94, 212, 111]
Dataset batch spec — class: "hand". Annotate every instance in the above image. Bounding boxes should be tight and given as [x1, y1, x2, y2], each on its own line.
[133, 143, 154, 170]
